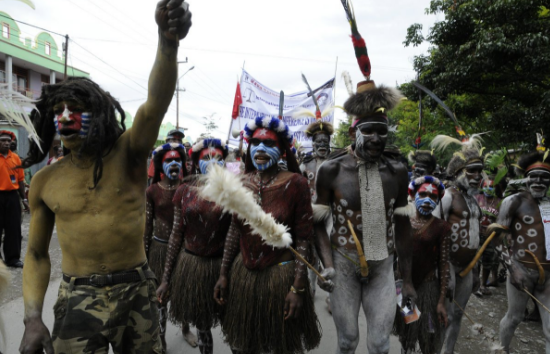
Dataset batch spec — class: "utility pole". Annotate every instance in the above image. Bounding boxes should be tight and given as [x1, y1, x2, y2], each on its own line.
[63, 34, 69, 80]
[176, 61, 194, 129]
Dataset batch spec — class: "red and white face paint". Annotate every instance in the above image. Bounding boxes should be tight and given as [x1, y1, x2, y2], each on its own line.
[53, 104, 92, 138]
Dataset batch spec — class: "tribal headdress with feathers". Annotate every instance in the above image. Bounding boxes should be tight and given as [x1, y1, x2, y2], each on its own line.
[0, 84, 41, 151]
[430, 134, 485, 177]
[152, 142, 187, 184]
[191, 138, 228, 165]
[293, 74, 335, 138]
[516, 150, 550, 176]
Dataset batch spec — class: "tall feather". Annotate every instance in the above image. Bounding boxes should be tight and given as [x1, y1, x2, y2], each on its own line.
[291, 108, 316, 119]
[301, 74, 321, 119]
[278, 90, 284, 119]
[430, 134, 483, 153]
[340, 0, 371, 79]
[0, 85, 42, 152]
[198, 164, 292, 249]
[342, 71, 354, 96]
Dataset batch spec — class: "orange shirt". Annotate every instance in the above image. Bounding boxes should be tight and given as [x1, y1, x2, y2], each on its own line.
[0, 151, 24, 191]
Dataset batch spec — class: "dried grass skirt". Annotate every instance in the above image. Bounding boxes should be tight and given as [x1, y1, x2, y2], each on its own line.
[221, 254, 322, 354]
[393, 279, 444, 354]
[169, 250, 222, 330]
[148, 239, 168, 282]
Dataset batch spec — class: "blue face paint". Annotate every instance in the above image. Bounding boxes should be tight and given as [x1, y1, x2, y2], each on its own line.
[199, 159, 224, 175]
[250, 143, 281, 171]
[483, 187, 494, 197]
[414, 193, 438, 216]
[163, 160, 182, 180]
[79, 112, 91, 138]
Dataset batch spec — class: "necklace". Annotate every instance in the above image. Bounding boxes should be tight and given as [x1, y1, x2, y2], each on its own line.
[255, 169, 280, 205]
[158, 181, 179, 191]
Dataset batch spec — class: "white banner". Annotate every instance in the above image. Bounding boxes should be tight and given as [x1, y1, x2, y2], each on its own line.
[228, 70, 335, 149]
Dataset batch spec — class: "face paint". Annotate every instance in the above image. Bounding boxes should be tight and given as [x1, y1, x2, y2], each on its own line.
[312, 133, 330, 158]
[527, 169, 550, 199]
[415, 193, 438, 215]
[162, 151, 183, 180]
[354, 121, 387, 162]
[53, 104, 92, 139]
[199, 159, 224, 174]
[456, 165, 482, 196]
[250, 142, 281, 171]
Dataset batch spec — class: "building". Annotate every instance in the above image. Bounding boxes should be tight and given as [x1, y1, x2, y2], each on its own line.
[0, 11, 88, 177]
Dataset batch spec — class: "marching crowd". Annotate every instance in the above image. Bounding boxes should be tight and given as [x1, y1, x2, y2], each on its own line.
[0, 1, 547, 354]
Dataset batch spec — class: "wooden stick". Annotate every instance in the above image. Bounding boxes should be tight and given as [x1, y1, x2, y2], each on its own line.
[452, 299, 475, 325]
[525, 250, 545, 285]
[523, 288, 550, 314]
[347, 220, 369, 277]
[459, 231, 497, 278]
[288, 246, 326, 282]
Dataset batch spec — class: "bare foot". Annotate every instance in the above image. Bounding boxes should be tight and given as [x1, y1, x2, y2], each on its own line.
[182, 323, 198, 347]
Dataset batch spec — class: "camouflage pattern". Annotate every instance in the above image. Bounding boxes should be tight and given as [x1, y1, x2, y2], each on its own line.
[52, 278, 163, 354]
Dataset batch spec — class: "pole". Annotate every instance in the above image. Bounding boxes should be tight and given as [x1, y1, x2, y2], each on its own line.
[176, 81, 179, 129]
[63, 34, 69, 80]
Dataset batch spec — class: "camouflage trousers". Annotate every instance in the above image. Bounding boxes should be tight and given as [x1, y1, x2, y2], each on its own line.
[52, 274, 163, 354]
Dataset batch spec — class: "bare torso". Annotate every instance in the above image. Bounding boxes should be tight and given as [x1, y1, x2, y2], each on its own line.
[300, 157, 325, 203]
[440, 187, 481, 268]
[35, 132, 146, 275]
[497, 192, 550, 272]
[323, 154, 403, 253]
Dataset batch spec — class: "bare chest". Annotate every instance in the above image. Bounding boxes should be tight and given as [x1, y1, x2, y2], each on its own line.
[447, 192, 481, 261]
[509, 203, 547, 261]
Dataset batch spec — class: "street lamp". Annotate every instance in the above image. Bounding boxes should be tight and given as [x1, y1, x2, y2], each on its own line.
[176, 65, 194, 129]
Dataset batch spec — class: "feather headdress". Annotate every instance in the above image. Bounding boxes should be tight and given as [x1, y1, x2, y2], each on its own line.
[243, 116, 294, 146]
[516, 150, 550, 176]
[340, 0, 371, 80]
[408, 150, 437, 173]
[344, 84, 404, 125]
[431, 134, 485, 177]
[198, 164, 292, 248]
[0, 84, 42, 151]
[342, 71, 354, 97]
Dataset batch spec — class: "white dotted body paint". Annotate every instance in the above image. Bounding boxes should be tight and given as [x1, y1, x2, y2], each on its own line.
[460, 239, 468, 247]
[338, 214, 345, 224]
[460, 230, 468, 238]
[518, 249, 525, 258]
[460, 219, 467, 227]
[346, 209, 353, 217]
[451, 233, 459, 242]
[517, 236, 525, 244]
[338, 236, 347, 246]
[523, 215, 535, 224]
[452, 244, 460, 252]
[528, 243, 538, 252]
[452, 223, 460, 232]
[527, 229, 538, 237]
[340, 199, 348, 207]
[515, 223, 522, 231]
[338, 226, 347, 235]
[337, 205, 342, 213]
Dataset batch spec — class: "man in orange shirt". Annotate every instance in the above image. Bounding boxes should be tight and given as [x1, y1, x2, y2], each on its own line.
[0, 130, 28, 268]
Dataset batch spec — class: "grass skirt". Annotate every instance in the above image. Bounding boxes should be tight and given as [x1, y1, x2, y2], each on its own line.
[221, 254, 322, 354]
[148, 239, 167, 283]
[169, 250, 222, 330]
[393, 279, 443, 354]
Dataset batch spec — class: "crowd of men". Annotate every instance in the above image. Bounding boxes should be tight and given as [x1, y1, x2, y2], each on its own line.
[0, 1, 548, 354]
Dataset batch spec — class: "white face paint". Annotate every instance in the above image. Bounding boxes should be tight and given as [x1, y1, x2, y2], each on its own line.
[526, 169, 550, 199]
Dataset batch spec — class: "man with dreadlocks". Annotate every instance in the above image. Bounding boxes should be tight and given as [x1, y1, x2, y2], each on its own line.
[409, 150, 437, 180]
[430, 135, 483, 354]
[213, 116, 321, 354]
[488, 150, 550, 354]
[143, 142, 192, 351]
[18, 1, 192, 353]
[157, 138, 230, 354]
[313, 81, 416, 354]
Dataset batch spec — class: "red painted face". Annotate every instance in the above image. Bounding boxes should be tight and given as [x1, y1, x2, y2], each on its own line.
[54, 104, 86, 133]
[251, 128, 281, 148]
[162, 150, 180, 162]
[482, 180, 494, 188]
[417, 183, 440, 197]
[199, 147, 224, 161]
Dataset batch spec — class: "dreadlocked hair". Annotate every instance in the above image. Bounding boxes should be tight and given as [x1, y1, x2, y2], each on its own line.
[152, 146, 187, 184]
[244, 135, 300, 174]
[22, 77, 125, 189]
[516, 150, 550, 176]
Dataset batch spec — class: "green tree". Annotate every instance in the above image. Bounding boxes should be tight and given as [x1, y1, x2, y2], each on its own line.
[199, 113, 219, 140]
[404, 1, 550, 151]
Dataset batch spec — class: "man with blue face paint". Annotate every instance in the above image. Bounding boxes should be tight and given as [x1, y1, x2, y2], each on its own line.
[143, 142, 189, 351]
[393, 175, 451, 354]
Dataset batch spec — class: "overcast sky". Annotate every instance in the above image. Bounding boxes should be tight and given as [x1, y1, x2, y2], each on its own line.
[3, 0, 440, 142]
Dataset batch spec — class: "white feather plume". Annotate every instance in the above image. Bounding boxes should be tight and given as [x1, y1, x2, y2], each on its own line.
[430, 134, 483, 153]
[321, 106, 335, 118]
[198, 164, 293, 249]
[0, 84, 42, 152]
[394, 203, 416, 218]
[312, 204, 331, 223]
[291, 108, 316, 119]
[342, 71, 354, 96]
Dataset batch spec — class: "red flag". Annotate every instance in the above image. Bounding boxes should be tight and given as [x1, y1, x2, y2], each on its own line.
[231, 82, 242, 119]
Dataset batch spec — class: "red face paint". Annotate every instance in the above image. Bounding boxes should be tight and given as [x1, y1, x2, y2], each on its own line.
[56, 104, 85, 132]
[482, 180, 494, 188]
[162, 150, 180, 162]
[417, 183, 439, 197]
[199, 147, 224, 161]
[251, 128, 281, 148]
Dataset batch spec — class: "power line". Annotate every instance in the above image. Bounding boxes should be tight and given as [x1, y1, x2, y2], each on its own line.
[0, 13, 66, 37]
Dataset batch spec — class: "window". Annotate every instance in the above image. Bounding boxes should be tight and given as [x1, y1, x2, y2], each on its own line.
[45, 42, 51, 55]
[2, 23, 9, 39]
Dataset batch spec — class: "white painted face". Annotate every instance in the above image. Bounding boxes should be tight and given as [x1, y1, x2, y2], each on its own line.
[526, 169, 550, 199]
[456, 164, 483, 196]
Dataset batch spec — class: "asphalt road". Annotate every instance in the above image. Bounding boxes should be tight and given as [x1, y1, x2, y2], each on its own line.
[1, 215, 545, 353]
